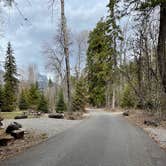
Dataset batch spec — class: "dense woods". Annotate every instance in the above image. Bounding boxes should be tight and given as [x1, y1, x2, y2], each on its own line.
[0, 0, 166, 117]
[86, 0, 166, 117]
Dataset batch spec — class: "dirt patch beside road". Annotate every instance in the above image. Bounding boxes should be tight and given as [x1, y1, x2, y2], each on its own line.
[125, 110, 166, 151]
[1, 118, 82, 160]
[0, 130, 46, 160]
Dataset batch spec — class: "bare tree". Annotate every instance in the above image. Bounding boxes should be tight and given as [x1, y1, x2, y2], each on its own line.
[75, 30, 89, 79]
[43, 31, 65, 83]
[157, 3, 166, 93]
[49, 0, 71, 111]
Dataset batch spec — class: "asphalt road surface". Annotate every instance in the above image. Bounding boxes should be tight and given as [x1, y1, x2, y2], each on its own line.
[1, 112, 166, 166]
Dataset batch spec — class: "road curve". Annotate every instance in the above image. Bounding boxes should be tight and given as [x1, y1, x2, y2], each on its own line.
[1, 112, 166, 166]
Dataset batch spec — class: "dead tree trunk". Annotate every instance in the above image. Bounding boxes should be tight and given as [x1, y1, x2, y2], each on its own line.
[60, 0, 71, 111]
[157, 2, 166, 93]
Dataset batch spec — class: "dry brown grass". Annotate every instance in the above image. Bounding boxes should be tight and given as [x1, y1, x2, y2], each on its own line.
[0, 130, 47, 160]
[64, 112, 84, 120]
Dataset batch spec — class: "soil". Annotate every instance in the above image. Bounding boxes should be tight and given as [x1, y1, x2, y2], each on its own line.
[125, 109, 166, 151]
[0, 129, 47, 160]
[64, 112, 84, 120]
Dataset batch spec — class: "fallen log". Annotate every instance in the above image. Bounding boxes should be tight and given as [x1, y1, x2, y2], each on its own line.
[14, 115, 28, 119]
[48, 113, 64, 119]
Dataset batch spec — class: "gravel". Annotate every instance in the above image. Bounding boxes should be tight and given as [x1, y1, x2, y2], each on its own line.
[2, 118, 82, 138]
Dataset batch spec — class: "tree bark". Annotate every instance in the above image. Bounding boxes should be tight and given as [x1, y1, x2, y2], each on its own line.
[112, 87, 116, 110]
[157, 2, 166, 93]
[60, 0, 71, 111]
[106, 81, 111, 110]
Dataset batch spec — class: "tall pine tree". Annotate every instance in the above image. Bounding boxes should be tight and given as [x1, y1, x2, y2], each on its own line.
[86, 19, 113, 107]
[106, 0, 123, 110]
[2, 42, 18, 112]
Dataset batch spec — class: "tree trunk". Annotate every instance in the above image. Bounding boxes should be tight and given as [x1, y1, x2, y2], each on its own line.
[112, 87, 116, 110]
[157, 2, 166, 93]
[60, 0, 71, 111]
[106, 81, 111, 110]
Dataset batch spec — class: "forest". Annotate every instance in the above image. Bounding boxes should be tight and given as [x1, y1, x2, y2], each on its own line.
[0, 0, 165, 119]
[0, 0, 166, 164]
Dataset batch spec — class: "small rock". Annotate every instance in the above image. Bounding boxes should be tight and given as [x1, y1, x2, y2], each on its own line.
[6, 122, 22, 134]
[0, 121, 3, 127]
[0, 117, 3, 127]
[123, 111, 129, 116]
[144, 120, 159, 127]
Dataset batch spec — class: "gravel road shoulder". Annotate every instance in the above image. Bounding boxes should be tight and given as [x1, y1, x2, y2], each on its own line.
[3, 118, 82, 138]
[125, 110, 166, 151]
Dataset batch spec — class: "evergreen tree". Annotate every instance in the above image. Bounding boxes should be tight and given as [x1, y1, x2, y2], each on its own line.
[19, 90, 29, 110]
[2, 42, 18, 112]
[106, 0, 123, 109]
[0, 85, 4, 111]
[27, 83, 40, 109]
[72, 78, 87, 112]
[37, 93, 49, 113]
[86, 19, 112, 107]
[120, 84, 136, 109]
[56, 89, 67, 113]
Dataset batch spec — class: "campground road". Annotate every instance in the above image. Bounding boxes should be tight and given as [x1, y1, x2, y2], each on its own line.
[1, 112, 166, 166]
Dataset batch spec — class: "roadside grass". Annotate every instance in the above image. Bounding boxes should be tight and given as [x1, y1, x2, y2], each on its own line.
[0, 111, 22, 119]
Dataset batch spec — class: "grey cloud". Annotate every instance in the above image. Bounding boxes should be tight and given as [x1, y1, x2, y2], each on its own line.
[1, 0, 109, 74]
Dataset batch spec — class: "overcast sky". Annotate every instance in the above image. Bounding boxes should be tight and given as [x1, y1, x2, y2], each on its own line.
[0, 0, 109, 76]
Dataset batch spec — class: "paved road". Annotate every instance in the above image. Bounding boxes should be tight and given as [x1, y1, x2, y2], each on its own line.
[1, 112, 166, 166]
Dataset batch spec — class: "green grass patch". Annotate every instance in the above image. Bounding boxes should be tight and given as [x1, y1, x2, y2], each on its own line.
[0, 111, 23, 119]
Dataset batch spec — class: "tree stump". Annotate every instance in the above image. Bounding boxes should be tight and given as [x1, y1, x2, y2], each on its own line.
[11, 129, 24, 139]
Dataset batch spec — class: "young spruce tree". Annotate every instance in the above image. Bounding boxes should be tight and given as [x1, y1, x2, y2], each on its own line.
[27, 83, 40, 110]
[2, 42, 18, 112]
[19, 90, 29, 110]
[56, 89, 67, 113]
[72, 78, 87, 112]
[37, 93, 49, 113]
